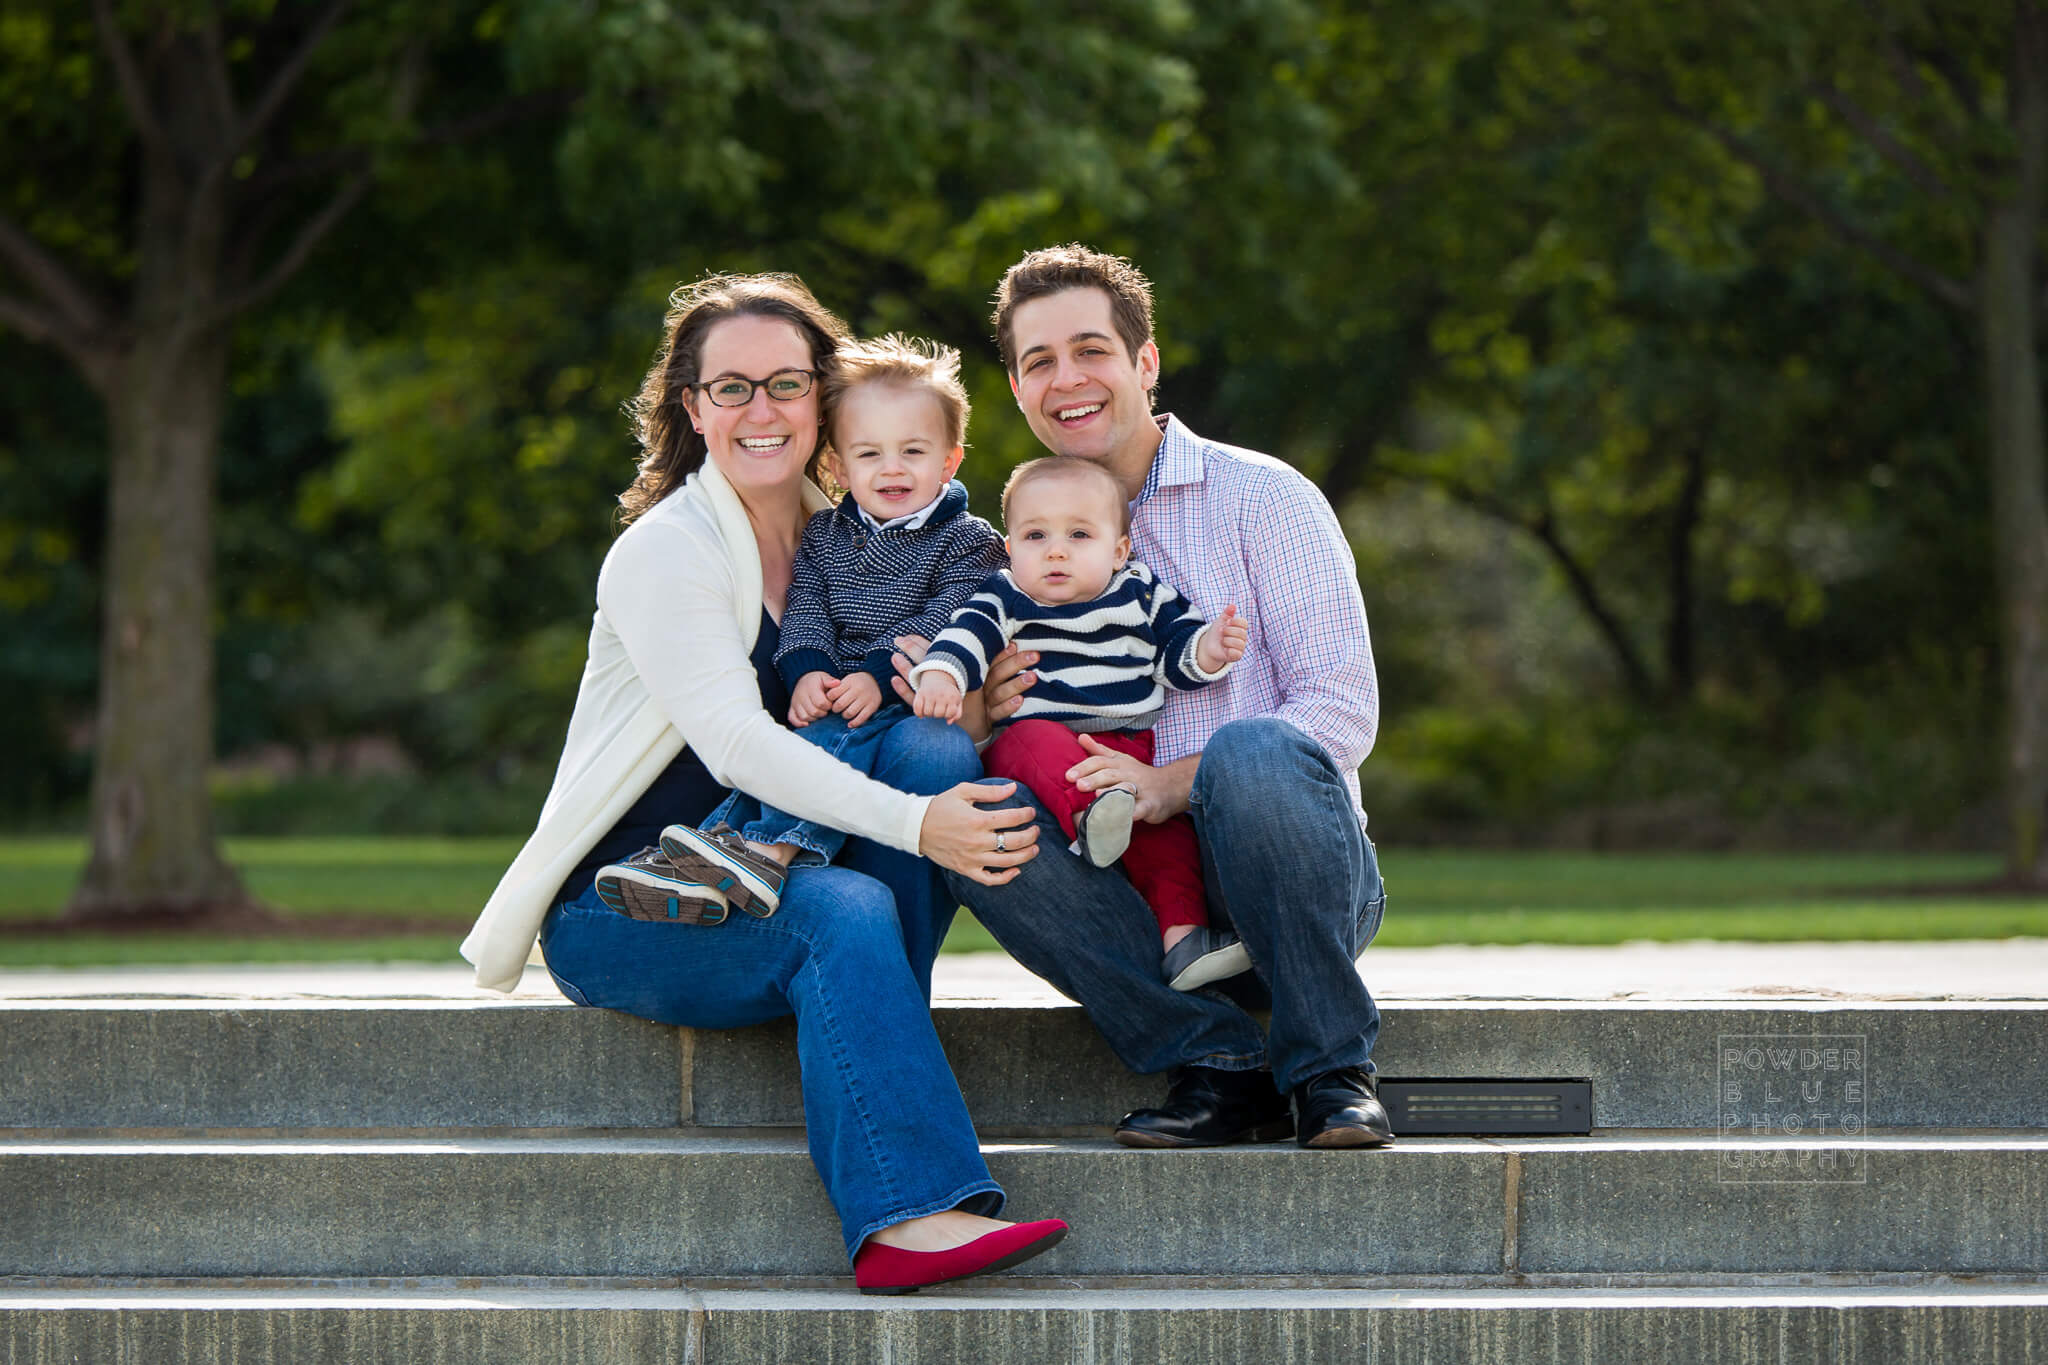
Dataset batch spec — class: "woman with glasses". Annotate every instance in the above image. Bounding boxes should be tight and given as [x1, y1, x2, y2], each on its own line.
[461, 273, 1066, 1293]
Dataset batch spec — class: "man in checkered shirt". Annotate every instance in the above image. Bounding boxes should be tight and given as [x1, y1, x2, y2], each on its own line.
[936, 244, 1392, 1150]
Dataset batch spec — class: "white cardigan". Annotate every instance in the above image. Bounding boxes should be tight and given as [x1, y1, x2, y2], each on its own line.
[460, 461, 934, 992]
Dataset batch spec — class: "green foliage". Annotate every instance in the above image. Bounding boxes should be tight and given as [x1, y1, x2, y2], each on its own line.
[1, 0, 2034, 853]
[210, 770, 553, 838]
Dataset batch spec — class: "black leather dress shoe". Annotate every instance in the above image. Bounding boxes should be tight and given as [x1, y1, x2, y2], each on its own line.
[1114, 1065, 1294, 1148]
[1292, 1067, 1395, 1148]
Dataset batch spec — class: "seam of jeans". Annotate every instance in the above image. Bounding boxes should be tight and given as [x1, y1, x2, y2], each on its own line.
[538, 905, 600, 1007]
[847, 1176, 1007, 1261]
[738, 826, 835, 866]
[1194, 731, 1375, 1079]
[791, 946, 903, 1216]
[545, 967, 594, 1008]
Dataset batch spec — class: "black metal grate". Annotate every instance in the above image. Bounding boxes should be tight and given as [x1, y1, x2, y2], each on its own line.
[1378, 1079, 1593, 1135]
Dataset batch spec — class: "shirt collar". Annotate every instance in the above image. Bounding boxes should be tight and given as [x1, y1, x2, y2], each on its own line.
[1134, 414, 1204, 509]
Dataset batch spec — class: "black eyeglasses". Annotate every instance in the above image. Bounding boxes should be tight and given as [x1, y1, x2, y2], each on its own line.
[693, 369, 816, 408]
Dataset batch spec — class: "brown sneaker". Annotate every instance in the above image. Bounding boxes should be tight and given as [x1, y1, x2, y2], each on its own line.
[660, 823, 787, 917]
[594, 846, 730, 925]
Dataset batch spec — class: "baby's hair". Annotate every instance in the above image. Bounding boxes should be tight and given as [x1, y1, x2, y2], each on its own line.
[1001, 455, 1130, 533]
[821, 333, 971, 449]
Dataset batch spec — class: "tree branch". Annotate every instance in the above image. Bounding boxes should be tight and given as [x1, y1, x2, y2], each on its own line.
[0, 209, 111, 336]
[1525, 504, 1660, 703]
[1874, 26, 1934, 107]
[0, 292, 65, 344]
[199, 4, 241, 132]
[203, 169, 371, 327]
[1443, 480, 1659, 701]
[241, 147, 367, 201]
[417, 89, 581, 144]
[1807, 79, 1953, 199]
[90, 0, 168, 150]
[1590, 54, 1974, 312]
[1913, 40, 1984, 122]
[234, 0, 350, 151]
[0, 294, 116, 393]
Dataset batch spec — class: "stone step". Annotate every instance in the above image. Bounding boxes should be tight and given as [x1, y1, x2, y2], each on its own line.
[3, 1132, 2042, 1279]
[3, 1282, 2045, 1364]
[5, 999, 2040, 1131]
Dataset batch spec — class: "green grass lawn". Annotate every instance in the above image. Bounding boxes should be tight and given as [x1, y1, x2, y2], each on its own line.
[3, 838, 2044, 968]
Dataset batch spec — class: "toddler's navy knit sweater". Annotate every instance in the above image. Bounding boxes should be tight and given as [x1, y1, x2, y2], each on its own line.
[774, 480, 1008, 694]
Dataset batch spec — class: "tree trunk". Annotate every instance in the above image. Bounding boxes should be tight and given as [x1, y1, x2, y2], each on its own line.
[1982, 9, 2048, 886]
[66, 43, 251, 918]
[1663, 431, 1708, 702]
[68, 330, 248, 916]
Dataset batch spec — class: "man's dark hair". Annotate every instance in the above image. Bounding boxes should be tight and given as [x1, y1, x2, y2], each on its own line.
[991, 244, 1155, 378]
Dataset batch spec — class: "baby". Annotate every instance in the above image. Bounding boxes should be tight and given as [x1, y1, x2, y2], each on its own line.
[597, 335, 1005, 919]
[908, 456, 1252, 991]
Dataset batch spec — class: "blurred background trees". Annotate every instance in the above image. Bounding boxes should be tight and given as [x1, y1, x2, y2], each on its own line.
[3, 0, 2042, 911]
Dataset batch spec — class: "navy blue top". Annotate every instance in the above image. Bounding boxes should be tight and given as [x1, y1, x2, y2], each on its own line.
[552, 610, 788, 906]
[774, 480, 1007, 695]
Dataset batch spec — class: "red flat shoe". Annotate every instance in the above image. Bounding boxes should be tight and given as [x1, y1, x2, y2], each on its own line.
[854, 1218, 1069, 1295]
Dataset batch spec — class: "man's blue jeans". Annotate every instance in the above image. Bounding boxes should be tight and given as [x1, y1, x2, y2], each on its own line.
[707, 706, 911, 866]
[539, 716, 1001, 1260]
[948, 716, 1385, 1093]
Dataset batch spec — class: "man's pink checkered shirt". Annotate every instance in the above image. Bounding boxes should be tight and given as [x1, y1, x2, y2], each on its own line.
[1132, 415, 1378, 825]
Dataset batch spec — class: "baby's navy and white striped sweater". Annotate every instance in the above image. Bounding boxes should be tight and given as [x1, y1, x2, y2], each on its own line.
[910, 561, 1233, 733]
[774, 480, 1008, 693]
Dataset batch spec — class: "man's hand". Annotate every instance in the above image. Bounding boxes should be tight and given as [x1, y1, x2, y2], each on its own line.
[826, 671, 884, 727]
[913, 672, 964, 723]
[1197, 605, 1249, 674]
[1067, 736, 1198, 823]
[789, 671, 837, 727]
[982, 644, 1039, 724]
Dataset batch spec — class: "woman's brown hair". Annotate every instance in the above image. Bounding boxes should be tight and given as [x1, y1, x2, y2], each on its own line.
[620, 273, 853, 524]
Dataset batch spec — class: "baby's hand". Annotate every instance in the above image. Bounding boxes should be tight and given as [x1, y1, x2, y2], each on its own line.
[1198, 605, 1249, 672]
[790, 671, 837, 727]
[914, 673, 964, 723]
[828, 671, 885, 727]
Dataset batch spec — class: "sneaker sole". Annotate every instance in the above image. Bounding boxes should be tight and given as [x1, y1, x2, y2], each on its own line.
[1166, 940, 1252, 992]
[594, 867, 729, 926]
[661, 826, 784, 913]
[1111, 1117, 1294, 1149]
[1077, 787, 1135, 868]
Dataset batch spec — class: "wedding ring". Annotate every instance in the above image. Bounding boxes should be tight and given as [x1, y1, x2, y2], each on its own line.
[995, 830, 1008, 853]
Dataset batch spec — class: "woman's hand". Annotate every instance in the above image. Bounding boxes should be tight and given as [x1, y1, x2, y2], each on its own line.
[918, 780, 1040, 884]
[827, 671, 884, 727]
[790, 671, 837, 727]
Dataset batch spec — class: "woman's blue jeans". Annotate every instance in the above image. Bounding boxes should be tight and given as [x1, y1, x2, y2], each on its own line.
[539, 716, 1000, 1260]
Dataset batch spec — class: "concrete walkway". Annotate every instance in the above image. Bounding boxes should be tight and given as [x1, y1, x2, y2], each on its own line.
[3, 938, 2044, 1002]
